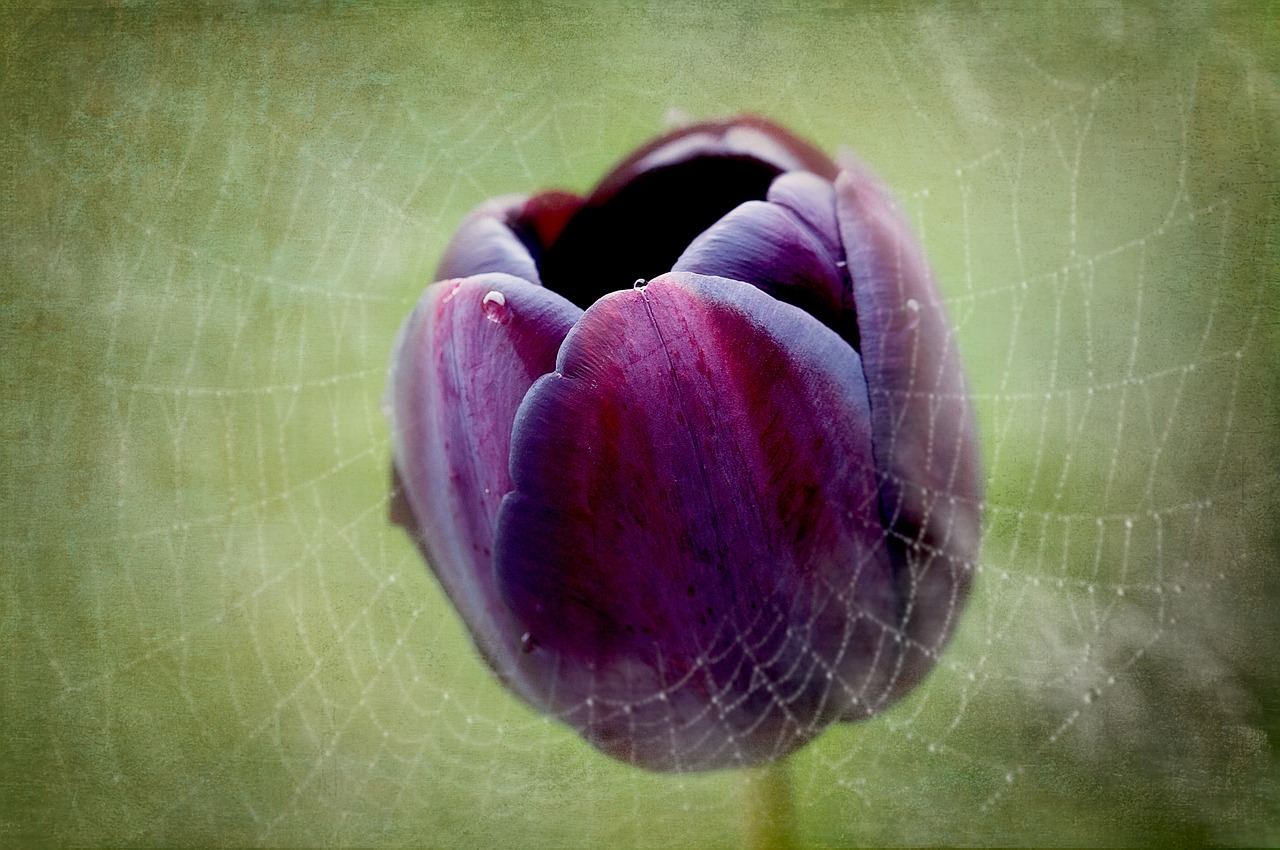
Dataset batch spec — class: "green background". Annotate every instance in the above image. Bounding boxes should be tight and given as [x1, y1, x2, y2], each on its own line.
[2, 2, 1277, 846]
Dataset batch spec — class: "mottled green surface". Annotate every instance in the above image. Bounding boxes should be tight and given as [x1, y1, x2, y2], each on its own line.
[2, 2, 1277, 847]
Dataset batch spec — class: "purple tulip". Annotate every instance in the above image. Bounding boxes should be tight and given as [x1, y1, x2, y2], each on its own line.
[385, 117, 982, 771]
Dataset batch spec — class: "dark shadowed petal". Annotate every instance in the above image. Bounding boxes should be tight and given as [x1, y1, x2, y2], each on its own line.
[386, 272, 582, 708]
[492, 272, 898, 771]
[537, 117, 840, 307]
[834, 155, 984, 707]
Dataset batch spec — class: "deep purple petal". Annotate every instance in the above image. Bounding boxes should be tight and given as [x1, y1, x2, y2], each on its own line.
[766, 170, 845, 262]
[492, 272, 898, 770]
[834, 156, 983, 705]
[672, 197, 858, 347]
[386, 272, 583, 706]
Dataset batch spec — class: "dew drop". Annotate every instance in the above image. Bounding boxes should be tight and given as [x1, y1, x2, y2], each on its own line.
[904, 297, 921, 330]
[481, 290, 510, 324]
[633, 278, 648, 290]
[520, 631, 539, 653]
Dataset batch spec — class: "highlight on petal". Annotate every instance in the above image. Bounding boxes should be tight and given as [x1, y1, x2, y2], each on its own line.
[492, 272, 898, 770]
[387, 272, 583, 707]
[834, 155, 983, 703]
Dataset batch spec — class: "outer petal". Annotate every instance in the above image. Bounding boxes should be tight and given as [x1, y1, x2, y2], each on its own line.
[386, 272, 583, 707]
[834, 156, 984, 705]
[493, 272, 898, 771]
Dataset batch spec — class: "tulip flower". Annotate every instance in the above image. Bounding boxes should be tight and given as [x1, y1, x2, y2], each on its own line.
[385, 116, 982, 772]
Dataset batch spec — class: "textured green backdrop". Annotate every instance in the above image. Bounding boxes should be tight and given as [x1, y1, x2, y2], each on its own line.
[2, 2, 1277, 847]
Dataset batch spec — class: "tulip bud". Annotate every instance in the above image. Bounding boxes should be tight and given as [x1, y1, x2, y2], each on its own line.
[386, 116, 982, 771]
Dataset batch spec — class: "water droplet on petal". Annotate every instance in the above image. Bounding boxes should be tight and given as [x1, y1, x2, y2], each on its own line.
[904, 297, 920, 330]
[481, 290, 510, 324]
[633, 278, 648, 290]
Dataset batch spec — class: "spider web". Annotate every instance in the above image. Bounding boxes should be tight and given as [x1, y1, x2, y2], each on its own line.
[2, 3, 1277, 847]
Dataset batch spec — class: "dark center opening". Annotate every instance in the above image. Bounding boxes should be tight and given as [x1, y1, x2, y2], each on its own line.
[532, 157, 785, 308]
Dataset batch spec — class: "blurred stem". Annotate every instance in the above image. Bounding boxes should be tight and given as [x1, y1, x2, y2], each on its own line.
[742, 757, 795, 850]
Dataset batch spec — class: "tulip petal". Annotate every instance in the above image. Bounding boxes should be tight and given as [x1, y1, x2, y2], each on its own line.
[387, 272, 583, 707]
[493, 272, 898, 770]
[538, 117, 840, 307]
[435, 195, 544, 284]
[834, 156, 983, 705]
[766, 170, 846, 266]
[673, 197, 859, 348]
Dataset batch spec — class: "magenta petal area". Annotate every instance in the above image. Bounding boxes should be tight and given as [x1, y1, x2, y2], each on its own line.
[493, 272, 898, 771]
[834, 157, 983, 706]
[387, 273, 582, 708]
